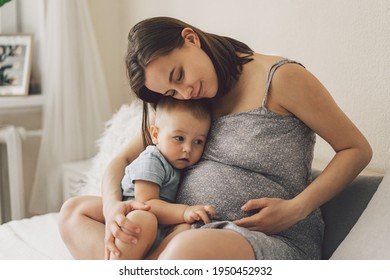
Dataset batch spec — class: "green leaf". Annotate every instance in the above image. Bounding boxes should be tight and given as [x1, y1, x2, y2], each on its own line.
[0, 0, 12, 8]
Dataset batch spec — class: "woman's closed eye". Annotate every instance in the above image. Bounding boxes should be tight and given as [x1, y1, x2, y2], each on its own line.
[165, 70, 183, 97]
[176, 70, 183, 81]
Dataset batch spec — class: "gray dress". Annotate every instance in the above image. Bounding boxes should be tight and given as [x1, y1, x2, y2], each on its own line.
[176, 59, 324, 259]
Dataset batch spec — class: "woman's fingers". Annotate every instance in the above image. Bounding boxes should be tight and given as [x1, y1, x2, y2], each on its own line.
[233, 215, 261, 230]
[103, 200, 150, 259]
[104, 232, 120, 258]
[241, 198, 268, 211]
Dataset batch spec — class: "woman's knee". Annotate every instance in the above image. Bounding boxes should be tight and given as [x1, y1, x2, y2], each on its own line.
[59, 197, 79, 226]
[58, 196, 100, 239]
[58, 197, 78, 241]
[58, 197, 82, 235]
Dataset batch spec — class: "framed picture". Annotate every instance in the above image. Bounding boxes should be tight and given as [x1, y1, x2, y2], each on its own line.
[0, 34, 32, 96]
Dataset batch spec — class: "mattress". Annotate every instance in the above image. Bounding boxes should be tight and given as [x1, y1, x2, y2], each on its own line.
[0, 212, 73, 259]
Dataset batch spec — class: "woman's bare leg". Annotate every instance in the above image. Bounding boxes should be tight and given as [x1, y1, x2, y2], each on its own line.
[110, 210, 158, 260]
[58, 196, 105, 259]
[146, 223, 191, 260]
[158, 229, 255, 260]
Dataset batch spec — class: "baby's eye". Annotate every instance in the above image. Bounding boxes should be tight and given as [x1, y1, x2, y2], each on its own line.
[174, 136, 184, 142]
[194, 139, 204, 145]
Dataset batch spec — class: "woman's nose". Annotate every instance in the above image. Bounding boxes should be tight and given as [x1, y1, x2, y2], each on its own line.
[178, 85, 193, 100]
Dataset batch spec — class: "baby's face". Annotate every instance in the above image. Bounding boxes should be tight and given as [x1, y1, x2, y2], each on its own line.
[152, 109, 210, 169]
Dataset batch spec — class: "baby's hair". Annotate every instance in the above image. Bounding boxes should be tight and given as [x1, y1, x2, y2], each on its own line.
[142, 97, 212, 147]
[155, 97, 211, 123]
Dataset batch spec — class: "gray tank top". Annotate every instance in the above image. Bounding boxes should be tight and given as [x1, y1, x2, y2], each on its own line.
[176, 59, 323, 259]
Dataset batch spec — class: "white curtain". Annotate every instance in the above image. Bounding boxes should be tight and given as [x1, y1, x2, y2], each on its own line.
[29, 0, 111, 214]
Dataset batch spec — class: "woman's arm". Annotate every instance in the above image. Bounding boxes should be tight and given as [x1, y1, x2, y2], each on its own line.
[102, 107, 156, 212]
[135, 180, 215, 225]
[235, 64, 372, 234]
[102, 129, 150, 257]
[102, 129, 145, 214]
[277, 64, 372, 214]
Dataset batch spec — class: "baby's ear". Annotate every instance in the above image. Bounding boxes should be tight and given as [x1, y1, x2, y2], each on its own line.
[150, 125, 159, 144]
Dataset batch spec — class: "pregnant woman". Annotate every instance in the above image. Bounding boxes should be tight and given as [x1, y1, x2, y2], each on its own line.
[59, 16, 372, 260]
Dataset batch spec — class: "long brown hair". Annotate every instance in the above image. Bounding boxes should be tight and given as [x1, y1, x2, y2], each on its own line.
[126, 16, 253, 146]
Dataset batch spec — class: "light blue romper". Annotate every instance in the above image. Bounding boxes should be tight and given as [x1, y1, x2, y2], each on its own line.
[121, 145, 181, 252]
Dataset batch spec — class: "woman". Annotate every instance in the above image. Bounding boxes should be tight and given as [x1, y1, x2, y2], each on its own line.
[59, 16, 372, 260]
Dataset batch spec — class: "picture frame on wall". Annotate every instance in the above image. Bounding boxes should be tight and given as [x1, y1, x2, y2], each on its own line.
[0, 34, 32, 96]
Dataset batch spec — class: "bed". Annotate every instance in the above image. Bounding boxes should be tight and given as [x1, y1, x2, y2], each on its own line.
[0, 101, 144, 260]
[0, 101, 388, 260]
[0, 213, 72, 259]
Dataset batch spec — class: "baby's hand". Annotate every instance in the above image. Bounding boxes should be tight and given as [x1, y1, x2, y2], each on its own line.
[183, 205, 216, 224]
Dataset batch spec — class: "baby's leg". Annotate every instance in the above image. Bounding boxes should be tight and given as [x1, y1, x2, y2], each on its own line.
[110, 210, 157, 260]
[146, 223, 191, 260]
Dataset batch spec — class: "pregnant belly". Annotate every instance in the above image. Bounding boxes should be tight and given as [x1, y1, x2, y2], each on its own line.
[176, 160, 289, 221]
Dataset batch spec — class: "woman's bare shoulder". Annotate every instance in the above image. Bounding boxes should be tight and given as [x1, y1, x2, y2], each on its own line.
[267, 62, 321, 115]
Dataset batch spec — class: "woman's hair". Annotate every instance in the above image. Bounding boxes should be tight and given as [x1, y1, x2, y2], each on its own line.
[127, 16, 253, 102]
[126, 16, 253, 146]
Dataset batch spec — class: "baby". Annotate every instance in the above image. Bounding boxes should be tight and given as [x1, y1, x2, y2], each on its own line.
[113, 97, 215, 259]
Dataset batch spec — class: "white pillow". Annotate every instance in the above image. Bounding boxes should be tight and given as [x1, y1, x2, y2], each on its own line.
[330, 169, 390, 259]
[81, 100, 143, 196]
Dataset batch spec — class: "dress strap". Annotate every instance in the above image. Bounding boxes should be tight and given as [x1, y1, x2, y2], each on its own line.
[261, 59, 305, 112]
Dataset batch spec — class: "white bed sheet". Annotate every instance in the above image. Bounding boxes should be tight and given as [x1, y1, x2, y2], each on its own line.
[0, 212, 73, 260]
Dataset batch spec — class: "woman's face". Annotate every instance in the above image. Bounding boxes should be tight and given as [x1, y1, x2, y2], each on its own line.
[144, 33, 218, 100]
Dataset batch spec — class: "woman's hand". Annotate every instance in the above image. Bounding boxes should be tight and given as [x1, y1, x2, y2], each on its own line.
[103, 200, 150, 259]
[233, 198, 305, 235]
[183, 205, 216, 224]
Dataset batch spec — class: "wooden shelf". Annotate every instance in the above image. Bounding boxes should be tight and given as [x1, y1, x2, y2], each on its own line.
[0, 94, 44, 110]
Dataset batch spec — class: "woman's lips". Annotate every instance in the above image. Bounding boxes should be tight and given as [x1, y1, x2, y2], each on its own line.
[198, 81, 203, 98]
[194, 81, 203, 99]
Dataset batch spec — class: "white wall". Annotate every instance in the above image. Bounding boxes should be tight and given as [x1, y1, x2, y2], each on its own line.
[3, 0, 388, 172]
[16, 0, 44, 91]
[112, 0, 388, 173]
[0, 0, 387, 212]
[87, 0, 135, 111]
